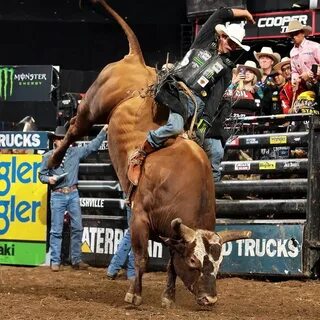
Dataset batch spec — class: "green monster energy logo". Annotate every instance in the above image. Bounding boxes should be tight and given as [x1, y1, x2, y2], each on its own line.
[0, 67, 14, 100]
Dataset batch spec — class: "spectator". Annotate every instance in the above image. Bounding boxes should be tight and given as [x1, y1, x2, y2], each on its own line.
[281, 20, 320, 89]
[254, 47, 281, 115]
[223, 61, 262, 167]
[225, 60, 262, 117]
[39, 124, 108, 272]
[290, 90, 319, 158]
[268, 70, 286, 115]
[274, 57, 300, 114]
[269, 70, 292, 160]
[254, 47, 281, 82]
[106, 204, 135, 281]
[292, 90, 319, 116]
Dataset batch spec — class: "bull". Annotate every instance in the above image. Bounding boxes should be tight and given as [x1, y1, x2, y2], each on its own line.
[48, 0, 251, 307]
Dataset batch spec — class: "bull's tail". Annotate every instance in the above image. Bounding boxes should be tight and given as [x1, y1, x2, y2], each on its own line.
[92, 0, 145, 65]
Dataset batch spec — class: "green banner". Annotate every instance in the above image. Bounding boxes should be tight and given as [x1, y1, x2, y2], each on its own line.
[0, 241, 46, 265]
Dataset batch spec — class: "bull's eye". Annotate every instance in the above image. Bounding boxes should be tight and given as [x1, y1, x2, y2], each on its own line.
[188, 256, 200, 269]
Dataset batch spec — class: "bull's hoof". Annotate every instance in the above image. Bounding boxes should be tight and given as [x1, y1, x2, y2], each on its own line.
[197, 295, 218, 306]
[124, 292, 142, 306]
[161, 297, 174, 308]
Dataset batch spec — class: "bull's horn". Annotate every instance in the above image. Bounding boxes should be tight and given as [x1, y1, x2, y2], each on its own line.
[171, 218, 196, 243]
[217, 230, 252, 244]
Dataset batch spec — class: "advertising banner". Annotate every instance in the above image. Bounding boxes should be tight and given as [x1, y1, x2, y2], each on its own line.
[0, 65, 53, 101]
[0, 131, 49, 149]
[81, 217, 170, 270]
[0, 154, 47, 265]
[216, 223, 303, 275]
[81, 217, 304, 276]
[245, 10, 313, 39]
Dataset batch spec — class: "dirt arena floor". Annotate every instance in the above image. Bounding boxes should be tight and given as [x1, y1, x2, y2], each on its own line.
[1, 265, 320, 320]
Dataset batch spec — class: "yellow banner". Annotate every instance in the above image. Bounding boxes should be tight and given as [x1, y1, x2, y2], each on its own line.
[269, 136, 287, 144]
[0, 154, 47, 241]
[259, 161, 276, 170]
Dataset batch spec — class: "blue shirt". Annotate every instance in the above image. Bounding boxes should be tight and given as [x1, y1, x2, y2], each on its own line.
[39, 129, 106, 189]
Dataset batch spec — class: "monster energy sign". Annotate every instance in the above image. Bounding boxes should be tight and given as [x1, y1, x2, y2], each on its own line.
[0, 65, 53, 101]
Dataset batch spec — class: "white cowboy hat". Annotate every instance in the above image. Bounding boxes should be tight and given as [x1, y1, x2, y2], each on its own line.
[215, 23, 250, 52]
[237, 60, 261, 80]
[281, 20, 312, 35]
[254, 47, 281, 64]
[274, 57, 291, 72]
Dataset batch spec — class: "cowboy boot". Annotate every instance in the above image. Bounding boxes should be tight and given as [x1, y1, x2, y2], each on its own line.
[127, 140, 155, 185]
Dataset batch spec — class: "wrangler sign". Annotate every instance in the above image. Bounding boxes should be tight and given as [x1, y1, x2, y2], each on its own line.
[0, 154, 47, 265]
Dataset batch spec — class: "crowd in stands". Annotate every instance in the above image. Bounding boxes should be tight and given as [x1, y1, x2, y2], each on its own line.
[223, 19, 320, 164]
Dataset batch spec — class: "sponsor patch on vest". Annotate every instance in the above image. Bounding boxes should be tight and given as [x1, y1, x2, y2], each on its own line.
[212, 61, 224, 74]
[197, 76, 209, 88]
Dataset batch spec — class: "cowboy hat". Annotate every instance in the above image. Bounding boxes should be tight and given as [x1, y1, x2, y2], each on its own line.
[237, 60, 261, 80]
[49, 126, 66, 139]
[254, 47, 281, 64]
[281, 20, 312, 36]
[215, 23, 250, 52]
[274, 57, 291, 72]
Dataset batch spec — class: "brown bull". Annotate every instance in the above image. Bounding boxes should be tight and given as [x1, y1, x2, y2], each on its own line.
[48, 0, 251, 307]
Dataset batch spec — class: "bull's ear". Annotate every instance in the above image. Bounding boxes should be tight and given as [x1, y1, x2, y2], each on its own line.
[217, 230, 252, 243]
[159, 236, 185, 253]
[159, 236, 180, 247]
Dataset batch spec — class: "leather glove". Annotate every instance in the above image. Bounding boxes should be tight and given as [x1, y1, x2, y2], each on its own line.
[194, 118, 211, 147]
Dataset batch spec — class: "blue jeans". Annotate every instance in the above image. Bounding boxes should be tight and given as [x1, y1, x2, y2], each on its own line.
[203, 138, 224, 182]
[107, 206, 135, 279]
[148, 94, 205, 148]
[50, 190, 83, 265]
[147, 111, 184, 148]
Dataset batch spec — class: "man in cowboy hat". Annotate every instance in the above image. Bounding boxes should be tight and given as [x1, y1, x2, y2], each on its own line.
[254, 46, 281, 82]
[253, 47, 281, 115]
[189, 9, 254, 182]
[281, 19, 320, 87]
[39, 124, 108, 272]
[130, 7, 255, 184]
[274, 57, 302, 113]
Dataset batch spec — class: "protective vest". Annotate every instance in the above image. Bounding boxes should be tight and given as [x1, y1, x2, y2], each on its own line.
[173, 46, 234, 99]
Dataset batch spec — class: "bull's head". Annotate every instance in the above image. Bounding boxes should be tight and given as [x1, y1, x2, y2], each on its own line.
[162, 218, 252, 306]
